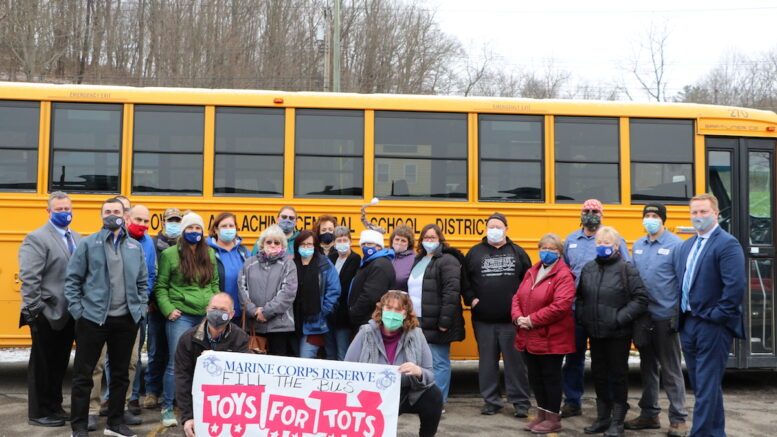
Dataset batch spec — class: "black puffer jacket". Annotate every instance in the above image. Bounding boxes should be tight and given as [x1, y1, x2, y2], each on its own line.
[575, 254, 649, 339]
[328, 251, 361, 329]
[348, 253, 396, 327]
[412, 246, 466, 344]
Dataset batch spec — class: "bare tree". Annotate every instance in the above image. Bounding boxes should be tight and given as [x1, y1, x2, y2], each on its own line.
[630, 22, 671, 102]
[519, 60, 570, 99]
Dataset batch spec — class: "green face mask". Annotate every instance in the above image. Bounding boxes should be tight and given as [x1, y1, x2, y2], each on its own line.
[381, 310, 405, 331]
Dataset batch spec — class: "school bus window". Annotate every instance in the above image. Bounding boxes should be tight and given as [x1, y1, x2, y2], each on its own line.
[374, 111, 467, 199]
[295, 109, 364, 197]
[133, 105, 204, 194]
[555, 116, 619, 203]
[50, 103, 122, 193]
[630, 119, 694, 202]
[0, 101, 38, 191]
[215, 107, 283, 196]
[479, 114, 543, 201]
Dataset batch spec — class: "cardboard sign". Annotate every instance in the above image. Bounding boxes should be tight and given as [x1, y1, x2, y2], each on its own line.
[193, 351, 401, 437]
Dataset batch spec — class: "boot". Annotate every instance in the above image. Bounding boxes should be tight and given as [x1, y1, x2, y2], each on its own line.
[603, 403, 627, 437]
[524, 409, 545, 432]
[532, 411, 562, 434]
[584, 400, 612, 434]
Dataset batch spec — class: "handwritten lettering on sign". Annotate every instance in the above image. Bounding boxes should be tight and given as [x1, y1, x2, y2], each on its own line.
[193, 352, 401, 437]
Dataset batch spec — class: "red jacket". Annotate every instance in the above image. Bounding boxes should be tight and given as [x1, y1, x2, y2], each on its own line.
[511, 259, 576, 355]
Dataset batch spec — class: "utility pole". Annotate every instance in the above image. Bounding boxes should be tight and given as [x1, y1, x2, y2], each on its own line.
[332, 0, 341, 92]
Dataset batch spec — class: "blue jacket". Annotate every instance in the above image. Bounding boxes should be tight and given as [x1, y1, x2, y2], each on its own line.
[301, 255, 341, 335]
[136, 233, 157, 293]
[673, 226, 746, 338]
[65, 228, 149, 325]
[208, 236, 249, 318]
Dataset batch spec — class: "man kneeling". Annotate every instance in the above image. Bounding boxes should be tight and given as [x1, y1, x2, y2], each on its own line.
[175, 293, 249, 437]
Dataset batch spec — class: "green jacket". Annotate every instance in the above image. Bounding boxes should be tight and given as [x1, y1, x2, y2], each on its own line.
[154, 244, 219, 317]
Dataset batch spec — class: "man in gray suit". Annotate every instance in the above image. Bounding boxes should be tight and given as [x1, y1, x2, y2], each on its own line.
[19, 191, 81, 428]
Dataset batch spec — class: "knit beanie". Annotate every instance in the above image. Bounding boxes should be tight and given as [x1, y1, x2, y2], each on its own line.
[180, 212, 205, 232]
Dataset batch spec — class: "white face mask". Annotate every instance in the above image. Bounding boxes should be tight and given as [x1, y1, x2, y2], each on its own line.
[486, 227, 505, 244]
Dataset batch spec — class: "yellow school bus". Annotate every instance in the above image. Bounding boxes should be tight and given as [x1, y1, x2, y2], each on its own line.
[1, 82, 776, 368]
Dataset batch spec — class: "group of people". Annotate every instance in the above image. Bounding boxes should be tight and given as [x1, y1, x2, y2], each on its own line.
[18, 191, 744, 437]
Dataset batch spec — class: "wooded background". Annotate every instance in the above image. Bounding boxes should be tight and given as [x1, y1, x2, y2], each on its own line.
[0, 0, 774, 111]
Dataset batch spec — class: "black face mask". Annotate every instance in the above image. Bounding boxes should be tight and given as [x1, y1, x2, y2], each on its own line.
[319, 232, 335, 245]
[103, 215, 124, 231]
[581, 213, 601, 230]
[206, 309, 230, 328]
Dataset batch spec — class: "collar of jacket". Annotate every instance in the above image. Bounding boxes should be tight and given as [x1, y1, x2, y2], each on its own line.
[193, 319, 232, 344]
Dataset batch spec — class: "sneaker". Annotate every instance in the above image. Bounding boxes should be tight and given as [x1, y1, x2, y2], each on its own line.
[513, 405, 529, 418]
[104, 423, 137, 437]
[560, 403, 582, 418]
[141, 394, 159, 409]
[127, 400, 141, 416]
[668, 422, 689, 437]
[161, 408, 178, 427]
[72, 431, 89, 437]
[624, 415, 660, 430]
[124, 412, 142, 426]
[480, 404, 503, 415]
[88, 415, 99, 431]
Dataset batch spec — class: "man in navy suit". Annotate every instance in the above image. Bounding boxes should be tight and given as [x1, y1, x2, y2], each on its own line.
[674, 193, 745, 437]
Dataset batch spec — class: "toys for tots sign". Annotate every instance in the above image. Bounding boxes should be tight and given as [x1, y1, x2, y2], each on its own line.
[193, 352, 401, 437]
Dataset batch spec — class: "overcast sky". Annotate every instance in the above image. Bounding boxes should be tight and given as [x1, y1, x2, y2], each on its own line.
[427, 0, 777, 100]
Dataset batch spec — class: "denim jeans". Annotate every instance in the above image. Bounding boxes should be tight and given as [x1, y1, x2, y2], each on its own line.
[562, 323, 587, 407]
[324, 327, 351, 360]
[299, 335, 321, 359]
[428, 343, 452, 403]
[163, 314, 202, 409]
[130, 317, 147, 401]
[144, 308, 168, 397]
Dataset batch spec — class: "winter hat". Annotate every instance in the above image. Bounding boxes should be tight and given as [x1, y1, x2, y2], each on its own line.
[643, 202, 667, 223]
[487, 212, 508, 227]
[582, 199, 604, 214]
[359, 229, 385, 248]
[180, 212, 205, 232]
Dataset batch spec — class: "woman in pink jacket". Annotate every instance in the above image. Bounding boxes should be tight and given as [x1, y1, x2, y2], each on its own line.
[511, 233, 576, 434]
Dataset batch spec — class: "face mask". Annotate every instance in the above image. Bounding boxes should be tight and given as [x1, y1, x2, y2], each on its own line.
[422, 241, 439, 253]
[183, 231, 203, 244]
[206, 309, 230, 328]
[486, 227, 505, 244]
[319, 232, 335, 245]
[299, 247, 315, 258]
[219, 228, 237, 242]
[278, 218, 295, 234]
[643, 217, 662, 235]
[381, 310, 405, 331]
[335, 242, 350, 254]
[363, 245, 378, 258]
[127, 222, 148, 239]
[392, 242, 408, 253]
[165, 222, 182, 238]
[539, 250, 559, 266]
[691, 215, 716, 232]
[264, 246, 284, 257]
[596, 245, 614, 259]
[50, 211, 73, 228]
[581, 213, 602, 230]
[103, 215, 123, 231]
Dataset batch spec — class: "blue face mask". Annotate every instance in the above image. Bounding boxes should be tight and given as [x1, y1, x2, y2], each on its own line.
[596, 245, 614, 259]
[643, 217, 662, 235]
[219, 228, 237, 242]
[278, 218, 295, 234]
[363, 245, 378, 258]
[691, 215, 716, 233]
[165, 222, 182, 238]
[335, 242, 350, 254]
[183, 231, 202, 245]
[298, 247, 315, 258]
[50, 211, 73, 228]
[539, 250, 559, 266]
[422, 241, 439, 253]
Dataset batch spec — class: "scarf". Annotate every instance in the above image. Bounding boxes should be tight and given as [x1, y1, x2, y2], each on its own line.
[295, 255, 321, 318]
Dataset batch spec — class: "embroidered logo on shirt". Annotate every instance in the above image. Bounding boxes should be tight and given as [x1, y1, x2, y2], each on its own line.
[658, 248, 671, 255]
[569, 243, 578, 249]
[634, 249, 644, 255]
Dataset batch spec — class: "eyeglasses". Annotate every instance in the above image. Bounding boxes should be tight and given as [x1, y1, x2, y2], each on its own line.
[265, 240, 282, 246]
[279, 214, 296, 220]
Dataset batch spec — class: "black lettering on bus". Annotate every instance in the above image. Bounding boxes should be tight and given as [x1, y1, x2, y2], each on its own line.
[464, 219, 473, 235]
[259, 215, 271, 230]
[150, 213, 161, 231]
[207, 214, 216, 230]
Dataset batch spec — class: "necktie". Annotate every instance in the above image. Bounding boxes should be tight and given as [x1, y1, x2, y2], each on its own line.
[65, 230, 76, 255]
[681, 237, 704, 312]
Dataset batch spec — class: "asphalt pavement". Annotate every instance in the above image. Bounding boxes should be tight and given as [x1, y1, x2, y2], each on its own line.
[1, 358, 776, 437]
